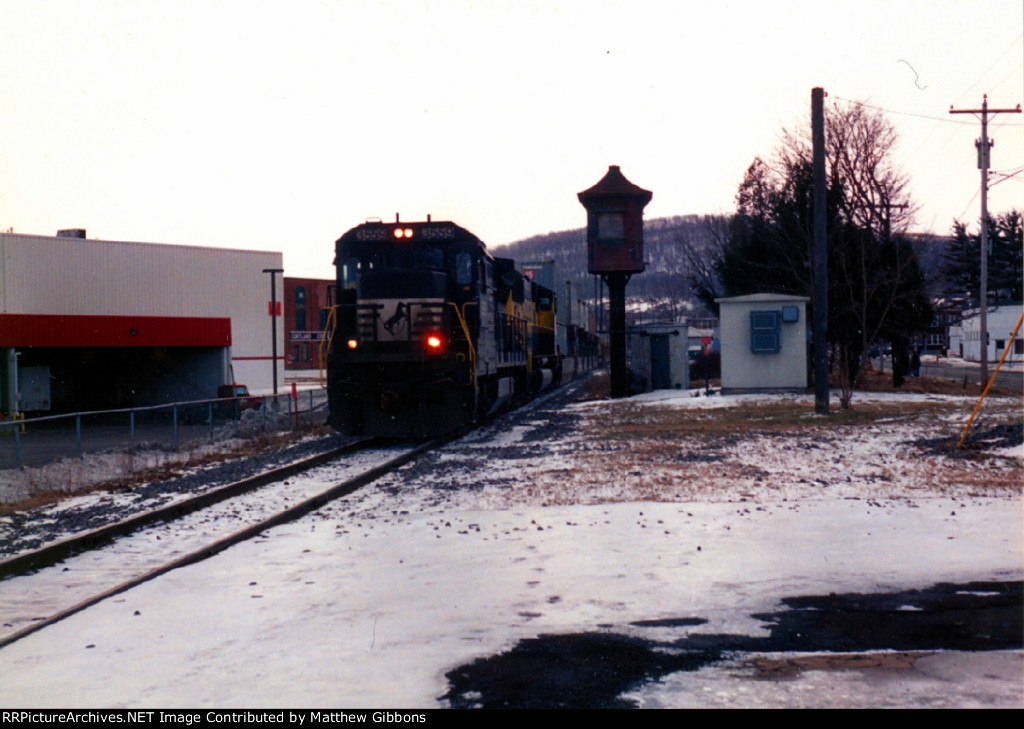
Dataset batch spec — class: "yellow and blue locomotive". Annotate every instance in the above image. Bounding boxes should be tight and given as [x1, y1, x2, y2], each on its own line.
[325, 218, 561, 437]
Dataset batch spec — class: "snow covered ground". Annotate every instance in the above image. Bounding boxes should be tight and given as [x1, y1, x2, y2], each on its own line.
[0, 387, 1020, 708]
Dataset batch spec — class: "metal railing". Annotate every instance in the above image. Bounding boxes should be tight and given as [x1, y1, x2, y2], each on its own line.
[0, 387, 329, 471]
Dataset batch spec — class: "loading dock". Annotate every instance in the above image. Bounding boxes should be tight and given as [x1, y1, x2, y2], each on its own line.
[0, 231, 282, 415]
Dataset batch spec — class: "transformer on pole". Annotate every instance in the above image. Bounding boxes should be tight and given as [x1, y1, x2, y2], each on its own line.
[949, 95, 1022, 385]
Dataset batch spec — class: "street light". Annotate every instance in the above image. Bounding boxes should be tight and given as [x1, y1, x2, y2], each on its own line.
[263, 267, 284, 395]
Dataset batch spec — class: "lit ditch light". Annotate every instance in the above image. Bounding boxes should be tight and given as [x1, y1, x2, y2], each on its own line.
[424, 333, 444, 353]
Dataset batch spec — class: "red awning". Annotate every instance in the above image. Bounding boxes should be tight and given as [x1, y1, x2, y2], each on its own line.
[0, 314, 232, 347]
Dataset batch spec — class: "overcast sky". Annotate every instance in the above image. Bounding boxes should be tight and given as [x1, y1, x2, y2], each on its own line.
[1, 0, 1021, 278]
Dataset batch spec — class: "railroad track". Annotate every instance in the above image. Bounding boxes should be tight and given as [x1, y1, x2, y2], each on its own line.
[0, 437, 374, 580]
[0, 435, 453, 649]
[0, 380, 584, 650]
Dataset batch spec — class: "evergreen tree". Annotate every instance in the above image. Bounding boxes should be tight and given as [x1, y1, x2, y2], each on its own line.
[712, 102, 933, 398]
[943, 210, 1023, 308]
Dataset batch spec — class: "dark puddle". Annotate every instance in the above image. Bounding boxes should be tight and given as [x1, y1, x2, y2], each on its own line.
[442, 580, 1022, 708]
[914, 422, 1023, 456]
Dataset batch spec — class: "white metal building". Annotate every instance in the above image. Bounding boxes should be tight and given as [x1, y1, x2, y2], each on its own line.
[949, 303, 1024, 364]
[0, 230, 283, 413]
[715, 293, 810, 393]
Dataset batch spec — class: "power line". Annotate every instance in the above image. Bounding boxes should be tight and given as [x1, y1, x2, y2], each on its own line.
[955, 188, 981, 222]
[988, 62, 1024, 96]
[989, 168, 1024, 188]
[952, 32, 1024, 107]
[833, 96, 1023, 127]
[902, 111, 967, 171]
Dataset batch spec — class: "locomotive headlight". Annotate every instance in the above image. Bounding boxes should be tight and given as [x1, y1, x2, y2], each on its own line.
[393, 227, 414, 239]
[347, 339, 359, 349]
[425, 334, 443, 351]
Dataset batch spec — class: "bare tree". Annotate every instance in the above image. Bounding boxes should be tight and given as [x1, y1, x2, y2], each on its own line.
[781, 100, 917, 240]
[659, 214, 732, 315]
[643, 215, 732, 320]
[717, 101, 933, 406]
[819, 104, 930, 400]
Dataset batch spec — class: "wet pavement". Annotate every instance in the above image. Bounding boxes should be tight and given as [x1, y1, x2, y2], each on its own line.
[443, 580, 1023, 708]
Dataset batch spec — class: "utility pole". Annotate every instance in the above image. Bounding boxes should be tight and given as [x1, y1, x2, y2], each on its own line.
[812, 87, 829, 415]
[859, 202, 908, 243]
[263, 267, 284, 395]
[949, 95, 1021, 385]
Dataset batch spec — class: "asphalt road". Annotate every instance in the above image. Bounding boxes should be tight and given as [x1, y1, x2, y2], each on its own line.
[866, 355, 1023, 393]
[920, 360, 1024, 393]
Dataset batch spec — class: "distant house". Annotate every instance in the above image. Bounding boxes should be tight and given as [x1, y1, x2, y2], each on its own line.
[715, 293, 810, 394]
[949, 303, 1024, 363]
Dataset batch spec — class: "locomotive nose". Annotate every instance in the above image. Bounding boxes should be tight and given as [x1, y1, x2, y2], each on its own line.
[379, 390, 403, 413]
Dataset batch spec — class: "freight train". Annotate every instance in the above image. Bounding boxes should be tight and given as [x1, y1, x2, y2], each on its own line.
[324, 217, 597, 437]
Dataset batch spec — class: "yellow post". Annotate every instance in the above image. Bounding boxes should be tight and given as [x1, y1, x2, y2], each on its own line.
[958, 311, 1024, 448]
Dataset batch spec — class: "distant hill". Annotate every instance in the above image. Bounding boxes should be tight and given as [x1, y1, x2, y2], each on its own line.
[491, 216, 963, 325]
[492, 214, 731, 322]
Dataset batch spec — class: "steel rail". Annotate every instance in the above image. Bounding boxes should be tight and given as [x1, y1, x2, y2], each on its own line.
[0, 436, 450, 650]
[0, 378, 585, 650]
[0, 437, 376, 581]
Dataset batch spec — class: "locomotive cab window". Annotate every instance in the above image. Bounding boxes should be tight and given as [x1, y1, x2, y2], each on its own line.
[409, 248, 444, 271]
[454, 252, 474, 287]
[340, 258, 360, 289]
[339, 248, 446, 285]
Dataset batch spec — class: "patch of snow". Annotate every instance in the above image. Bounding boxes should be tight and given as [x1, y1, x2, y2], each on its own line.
[0, 389, 1019, 708]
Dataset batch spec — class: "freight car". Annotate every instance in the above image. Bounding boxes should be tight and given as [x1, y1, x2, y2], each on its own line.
[324, 218, 585, 437]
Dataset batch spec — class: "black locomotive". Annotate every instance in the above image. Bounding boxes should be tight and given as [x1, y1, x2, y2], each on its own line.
[325, 218, 586, 437]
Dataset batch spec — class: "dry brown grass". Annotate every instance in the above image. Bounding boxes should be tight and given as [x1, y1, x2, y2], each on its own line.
[850, 364, 1019, 398]
[744, 652, 934, 680]
[555, 383, 1022, 504]
[584, 398, 972, 444]
[584, 361, 1018, 402]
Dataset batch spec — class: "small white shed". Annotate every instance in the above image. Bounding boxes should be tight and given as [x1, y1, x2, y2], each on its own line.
[626, 323, 690, 392]
[715, 293, 810, 393]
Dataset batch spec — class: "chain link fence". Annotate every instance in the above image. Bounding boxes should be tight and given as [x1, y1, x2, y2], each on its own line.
[0, 387, 329, 471]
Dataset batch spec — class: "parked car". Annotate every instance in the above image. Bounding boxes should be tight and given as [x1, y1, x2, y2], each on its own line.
[215, 384, 262, 417]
